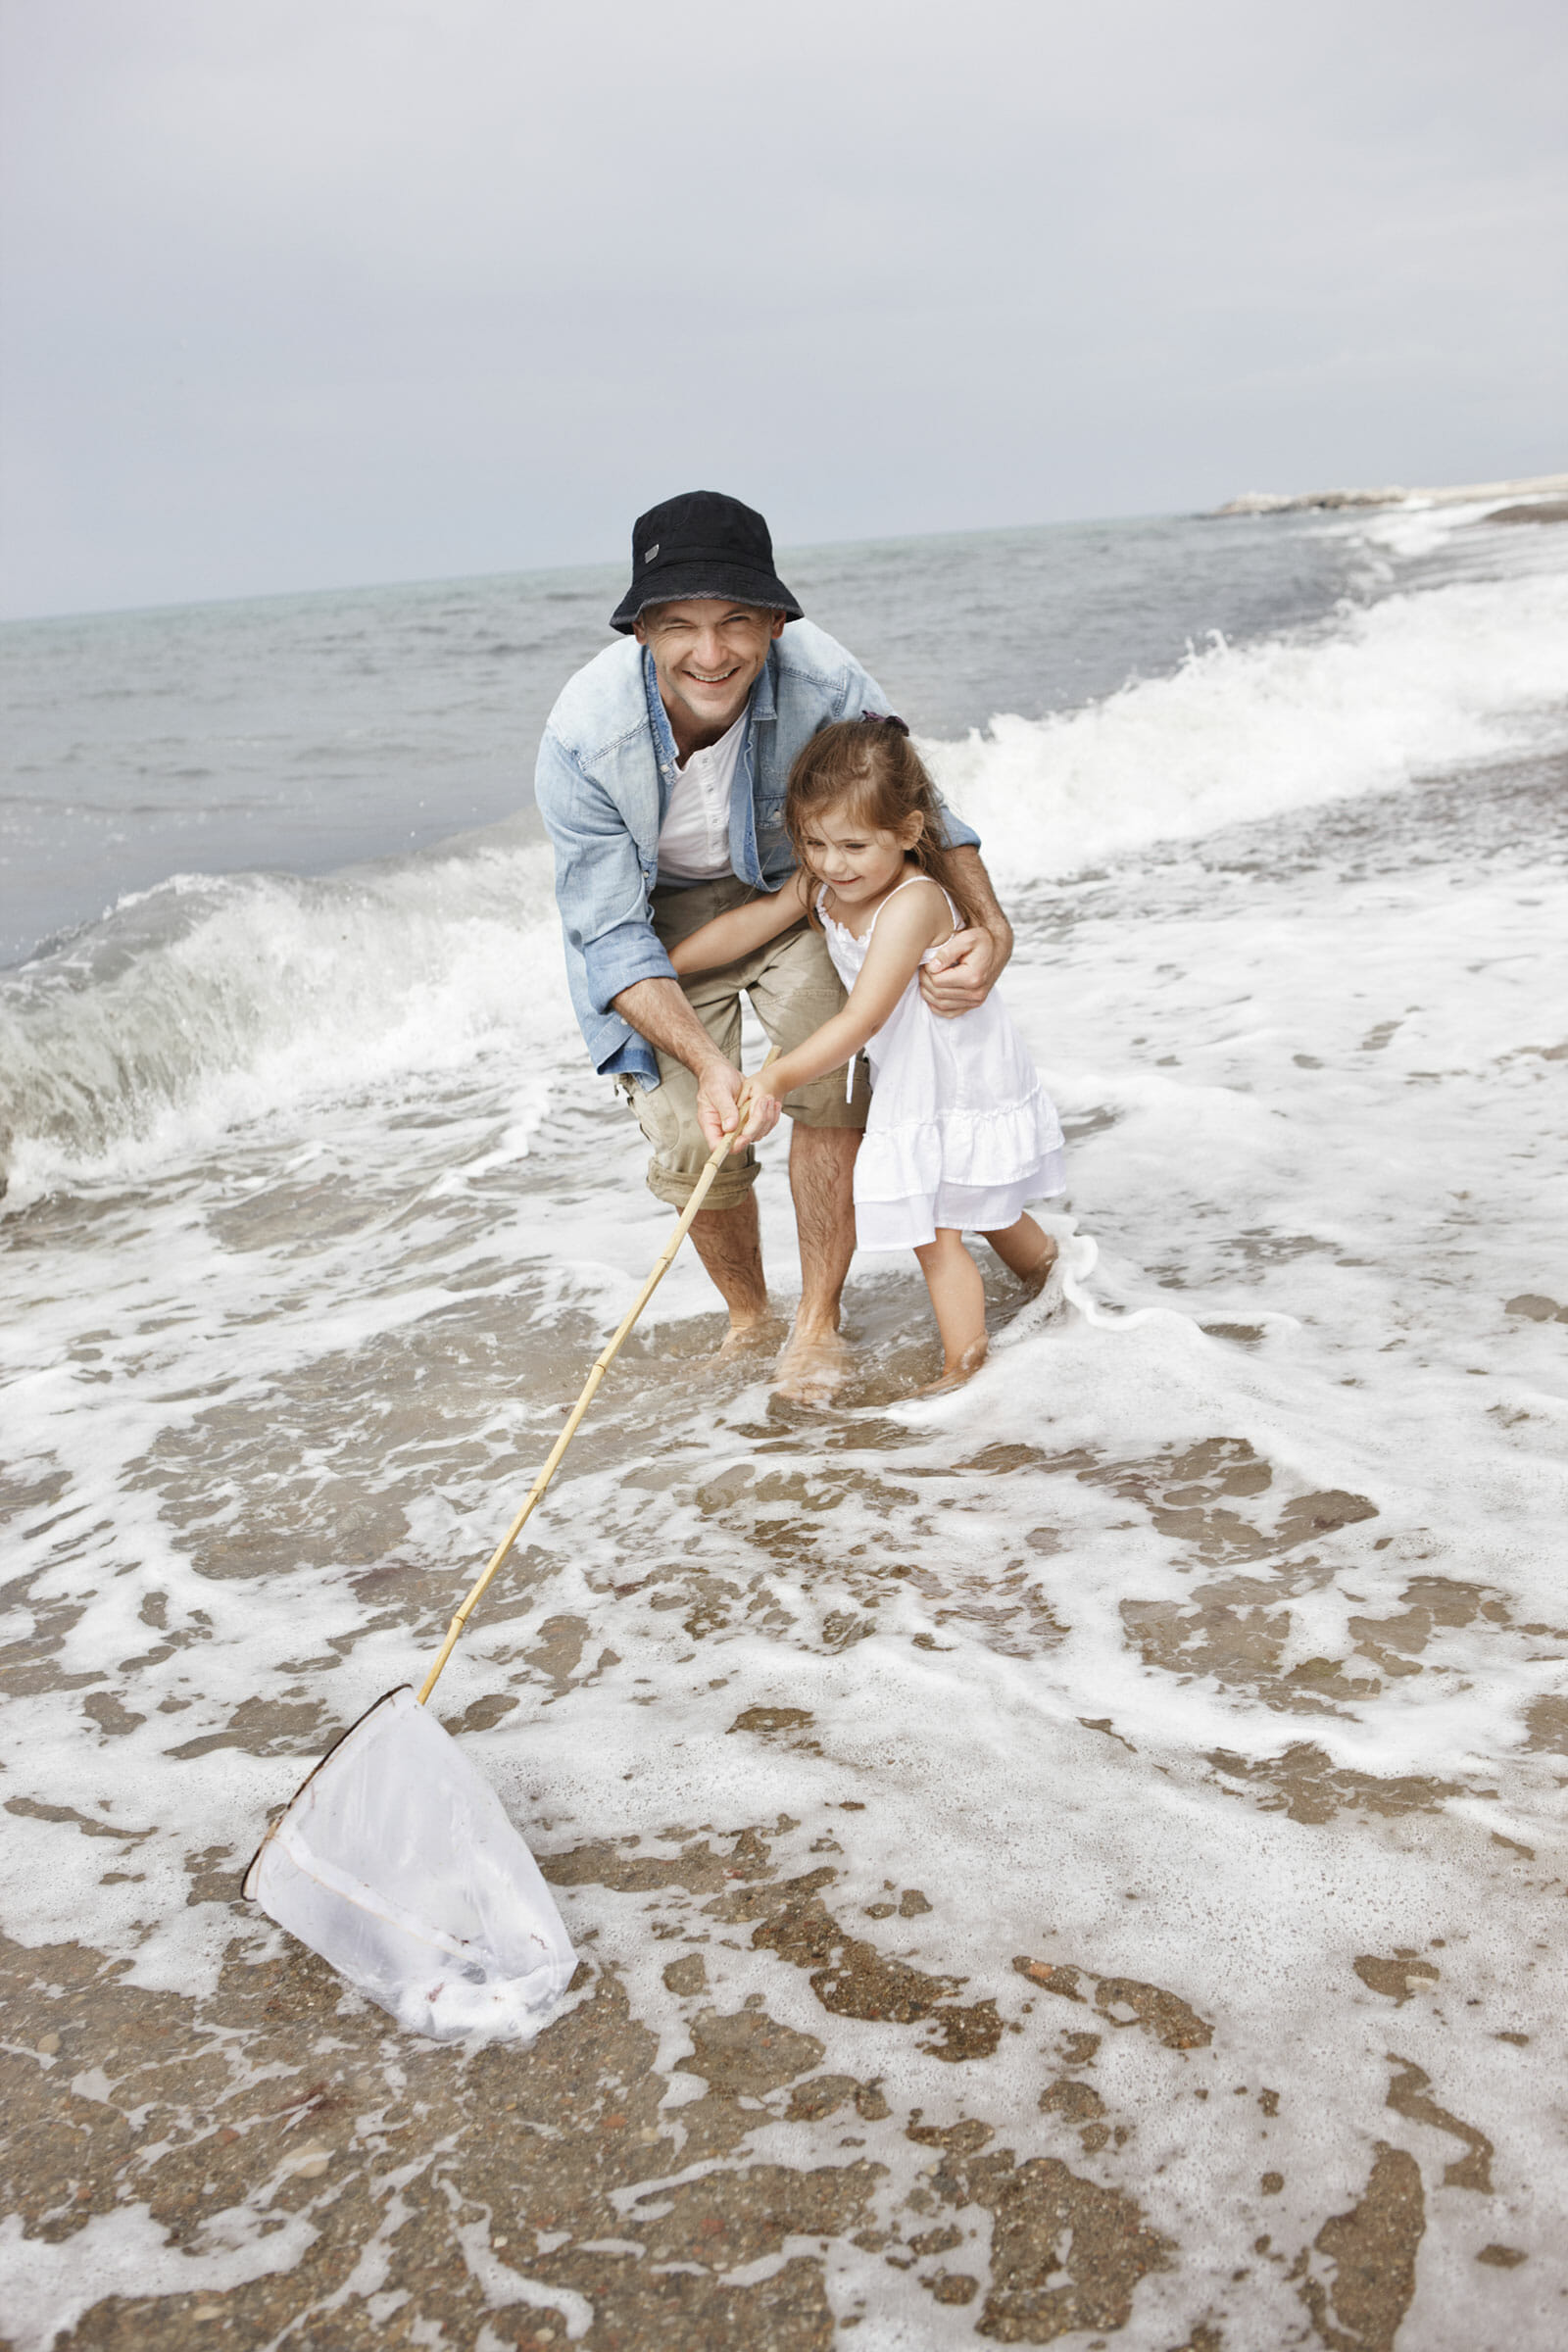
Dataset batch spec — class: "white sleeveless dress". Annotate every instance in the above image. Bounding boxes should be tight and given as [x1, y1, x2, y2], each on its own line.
[820, 878, 1066, 1252]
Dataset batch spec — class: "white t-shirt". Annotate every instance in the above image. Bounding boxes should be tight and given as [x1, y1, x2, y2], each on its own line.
[655, 709, 747, 882]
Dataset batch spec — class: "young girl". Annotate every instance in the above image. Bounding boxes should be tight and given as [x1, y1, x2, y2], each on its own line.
[670, 716, 1065, 1387]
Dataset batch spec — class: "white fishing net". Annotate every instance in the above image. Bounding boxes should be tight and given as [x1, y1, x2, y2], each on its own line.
[243, 1686, 576, 2041]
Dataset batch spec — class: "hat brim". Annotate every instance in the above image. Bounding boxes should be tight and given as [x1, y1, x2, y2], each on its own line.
[611, 560, 803, 634]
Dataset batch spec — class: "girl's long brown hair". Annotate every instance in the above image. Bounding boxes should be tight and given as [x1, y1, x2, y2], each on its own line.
[784, 716, 981, 930]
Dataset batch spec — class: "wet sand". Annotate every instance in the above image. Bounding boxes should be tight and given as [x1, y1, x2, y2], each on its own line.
[4, 750, 1568, 2349]
[2, 1659, 1559, 2349]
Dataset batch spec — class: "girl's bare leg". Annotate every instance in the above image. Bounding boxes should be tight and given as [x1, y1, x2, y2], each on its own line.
[913, 1228, 989, 1386]
[981, 1211, 1057, 1293]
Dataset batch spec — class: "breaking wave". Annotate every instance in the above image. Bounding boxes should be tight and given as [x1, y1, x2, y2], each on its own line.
[4, 564, 1565, 1192]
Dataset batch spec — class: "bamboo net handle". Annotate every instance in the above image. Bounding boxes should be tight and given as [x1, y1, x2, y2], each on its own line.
[417, 1059, 776, 1704]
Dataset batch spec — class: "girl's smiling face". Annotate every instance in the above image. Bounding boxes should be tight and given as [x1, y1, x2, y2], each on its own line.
[798, 793, 923, 907]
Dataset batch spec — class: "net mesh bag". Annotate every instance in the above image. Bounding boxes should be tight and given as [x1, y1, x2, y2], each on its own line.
[243, 1686, 575, 2040]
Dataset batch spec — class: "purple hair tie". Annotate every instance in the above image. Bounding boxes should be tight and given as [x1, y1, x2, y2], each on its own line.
[861, 711, 910, 736]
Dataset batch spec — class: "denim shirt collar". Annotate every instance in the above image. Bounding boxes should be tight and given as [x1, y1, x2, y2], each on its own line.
[642, 647, 680, 818]
[641, 644, 778, 868]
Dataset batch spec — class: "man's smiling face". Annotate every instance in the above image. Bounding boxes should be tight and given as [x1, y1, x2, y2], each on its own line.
[635, 599, 785, 757]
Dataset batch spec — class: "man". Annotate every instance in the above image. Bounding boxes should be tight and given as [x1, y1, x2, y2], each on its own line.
[535, 489, 1014, 1398]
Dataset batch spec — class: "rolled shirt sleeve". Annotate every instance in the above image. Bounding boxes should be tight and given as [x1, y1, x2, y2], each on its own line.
[935, 799, 979, 853]
[582, 916, 676, 1020]
[534, 729, 672, 1075]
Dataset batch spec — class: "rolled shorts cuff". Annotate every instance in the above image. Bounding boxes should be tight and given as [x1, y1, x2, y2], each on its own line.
[644, 1147, 760, 1212]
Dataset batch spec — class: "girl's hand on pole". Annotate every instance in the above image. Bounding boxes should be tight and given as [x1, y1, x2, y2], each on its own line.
[697, 1054, 780, 1152]
[732, 1074, 782, 1147]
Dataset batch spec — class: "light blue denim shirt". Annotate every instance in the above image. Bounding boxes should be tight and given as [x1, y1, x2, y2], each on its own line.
[534, 619, 981, 1086]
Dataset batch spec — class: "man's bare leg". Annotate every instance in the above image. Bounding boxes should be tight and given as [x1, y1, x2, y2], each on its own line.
[686, 1190, 771, 1347]
[774, 1124, 858, 1400]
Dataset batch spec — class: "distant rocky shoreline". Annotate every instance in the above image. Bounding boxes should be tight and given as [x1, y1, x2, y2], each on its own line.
[1214, 468, 1568, 517]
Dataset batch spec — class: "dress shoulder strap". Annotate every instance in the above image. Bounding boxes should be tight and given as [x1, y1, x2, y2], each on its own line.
[865, 870, 956, 939]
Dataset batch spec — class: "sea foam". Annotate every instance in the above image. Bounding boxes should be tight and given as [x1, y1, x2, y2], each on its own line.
[930, 569, 1568, 887]
[0, 829, 571, 1195]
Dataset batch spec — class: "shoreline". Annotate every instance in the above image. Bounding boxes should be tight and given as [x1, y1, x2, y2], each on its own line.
[1212, 467, 1568, 517]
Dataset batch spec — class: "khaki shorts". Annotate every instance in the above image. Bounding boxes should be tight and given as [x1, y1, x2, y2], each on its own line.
[617, 875, 871, 1209]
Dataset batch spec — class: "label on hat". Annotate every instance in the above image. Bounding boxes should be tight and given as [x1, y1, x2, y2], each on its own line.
[644, 543, 660, 564]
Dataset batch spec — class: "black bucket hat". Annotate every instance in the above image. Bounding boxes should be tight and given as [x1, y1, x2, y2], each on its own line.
[610, 490, 803, 634]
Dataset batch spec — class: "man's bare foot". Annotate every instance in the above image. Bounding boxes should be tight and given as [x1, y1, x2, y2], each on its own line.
[716, 1312, 786, 1362]
[918, 1336, 989, 1396]
[1016, 1237, 1059, 1298]
[772, 1324, 852, 1405]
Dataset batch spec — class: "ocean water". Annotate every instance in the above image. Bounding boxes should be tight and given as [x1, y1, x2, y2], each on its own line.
[2, 498, 1567, 2349]
[2, 508, 1378, 972]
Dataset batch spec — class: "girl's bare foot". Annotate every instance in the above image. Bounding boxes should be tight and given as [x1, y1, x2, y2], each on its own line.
[918, 1335, 989, 1395]
[981, 1212, 1057, 1296]
[1016, 1235, 1059, 1298]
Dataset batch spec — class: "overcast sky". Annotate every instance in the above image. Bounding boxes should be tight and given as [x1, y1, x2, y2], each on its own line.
[2, 0, 1563, 617]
